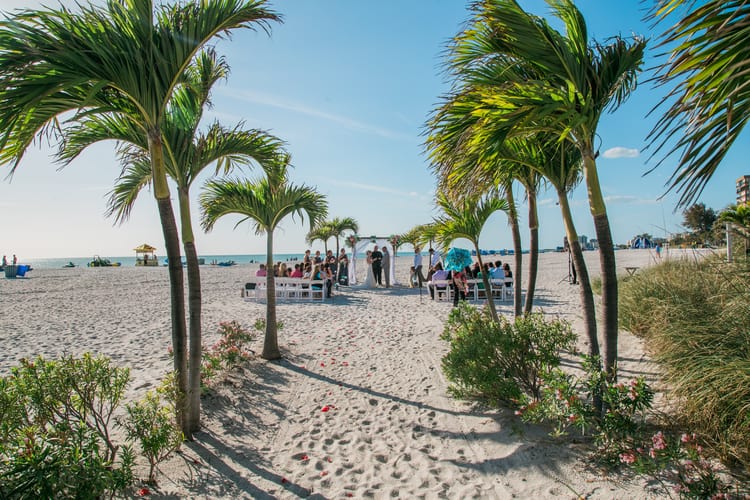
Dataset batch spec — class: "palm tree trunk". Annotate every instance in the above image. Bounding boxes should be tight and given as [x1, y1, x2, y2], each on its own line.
[262, 231, 281, 360]
[558, 190, 599, 358]
[524, 189, 539, 315]
[148, 130, 188, 432]
[474, 244, 499, 323]
[178, 188, 202, 437]
[582, 150, 618, 378]
[505, 187, 523, 317]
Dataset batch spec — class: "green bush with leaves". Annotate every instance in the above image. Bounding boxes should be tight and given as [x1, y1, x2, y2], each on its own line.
[0, 354, 134, 498]
[619, 256, 750, 466]
[440, 303, 576, 404]
[123, 373, 183, 484]
[198, 320, 258, 389]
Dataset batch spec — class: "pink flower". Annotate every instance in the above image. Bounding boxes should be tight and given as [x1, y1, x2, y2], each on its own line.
[619, 452, 636, 464]
[567, 414, 578, 423]
[652, 431, 667, 450]
[649, 448, 657, 459]
[138, 488, 150, 496]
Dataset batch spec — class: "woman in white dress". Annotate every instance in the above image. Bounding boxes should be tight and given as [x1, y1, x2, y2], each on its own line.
[364, 250, 376, 288]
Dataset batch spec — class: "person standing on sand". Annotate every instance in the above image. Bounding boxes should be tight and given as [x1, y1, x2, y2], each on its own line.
[1, 255, 6, 268]
[12, 254, 17, 265]
[413, 247, 425, 287]
[381, 246, 390, 288]
[371, 245, 383, 286]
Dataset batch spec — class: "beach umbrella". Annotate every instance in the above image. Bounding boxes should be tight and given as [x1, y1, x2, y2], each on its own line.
[444, 247, 472, 272]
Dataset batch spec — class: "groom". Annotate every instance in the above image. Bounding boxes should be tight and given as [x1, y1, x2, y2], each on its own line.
[371, 245, 383, 286]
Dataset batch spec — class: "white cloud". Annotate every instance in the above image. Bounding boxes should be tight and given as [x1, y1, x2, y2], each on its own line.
[604, 195, 658, 205]
[327, 179, 420, 198]
[602, 147, 640, 159]
[219, 88, 414, 141]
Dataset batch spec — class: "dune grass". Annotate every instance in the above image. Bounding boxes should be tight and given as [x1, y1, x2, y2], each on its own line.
[618, 255, 750, 468]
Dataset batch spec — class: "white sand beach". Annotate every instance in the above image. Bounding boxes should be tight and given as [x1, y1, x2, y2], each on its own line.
[0, 248, 701, 498]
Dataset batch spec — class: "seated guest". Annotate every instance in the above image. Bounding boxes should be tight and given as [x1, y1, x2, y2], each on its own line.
[310, 264, 323, 290]
[290, 263, 303, 278]
[491, 260, 505, 279]
[428, 262, 449, 300]
[503, 262, 513, 278]
[256, 264, 267, 277]
[471, 262, 481, 278]
[322, 263, 334, 298]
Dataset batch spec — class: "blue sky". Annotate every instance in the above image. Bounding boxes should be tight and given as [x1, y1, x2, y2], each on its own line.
[0, 0, 746, 259]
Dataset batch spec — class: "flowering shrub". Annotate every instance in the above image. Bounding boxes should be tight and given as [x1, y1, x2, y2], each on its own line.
[200, 321, 257, 389]
[122, 373, 183, 484]
[440, 303, 576, 404]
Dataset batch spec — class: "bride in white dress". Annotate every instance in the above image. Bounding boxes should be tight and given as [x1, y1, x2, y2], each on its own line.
[363, 250, 376, 288]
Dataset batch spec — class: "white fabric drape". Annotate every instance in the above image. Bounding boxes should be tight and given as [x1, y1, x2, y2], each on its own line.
[348, 238, 396, 286]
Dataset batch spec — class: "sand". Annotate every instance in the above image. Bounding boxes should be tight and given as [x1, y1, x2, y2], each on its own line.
[0, 248, 702, 498]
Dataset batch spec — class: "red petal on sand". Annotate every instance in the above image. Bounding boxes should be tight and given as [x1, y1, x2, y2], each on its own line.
[320, 470, 328, 476]
[320, 362, 326, 367]
[342, 362, 349, 367]
[138, 488, 150, 496]
[301, 454, 309, 461]
[321, 405, 330, 412]
[327, 457, 333, 463]
[281, 477, 288, 484]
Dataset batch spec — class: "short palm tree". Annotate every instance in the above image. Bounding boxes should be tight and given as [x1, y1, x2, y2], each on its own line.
[719, 203, 750, 256]
[327, 217, 359, 266]
[306, 223, 335, 254]
[647, 0, 750, 208]
[0, 0, 280, 436]
[426, 193, 509, 323]
[201, 154, 328, 360]
[445, 0, 645, 376]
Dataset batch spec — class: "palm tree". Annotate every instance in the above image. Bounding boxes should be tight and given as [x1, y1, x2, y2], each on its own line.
[0, 0, 281, 436]
[306, 223, 334, 254]
[647, 1, 750, 208]
[327, 217, 359, 266]
[719, 204, 750, 257]
[446, 0, 645, 376]
[62, 51, 283, 433]
[426, 193, 509, 322]
[201, 154, 328, 360]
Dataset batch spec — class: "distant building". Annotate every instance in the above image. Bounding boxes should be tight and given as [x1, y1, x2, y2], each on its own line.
[737, 175, 750, 204]
[578, 235, 588, 248]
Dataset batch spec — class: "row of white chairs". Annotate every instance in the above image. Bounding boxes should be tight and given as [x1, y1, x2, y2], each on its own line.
[429, 278, 514, 302]
[242, 277, 327, 302]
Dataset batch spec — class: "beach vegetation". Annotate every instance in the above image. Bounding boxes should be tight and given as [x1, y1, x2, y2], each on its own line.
[123, 373, 183, 484]
[425, 194, 509, 322]
[718, 203, 750, 257]
[201, 154, 328, 360]
[440, 303, 575, 404]
[0, 354, 134, 498]
[200, 320, 257, 389]
[323, 216, 360, 268]
[618, 256, 750, 468]
[0, 0, 281, 440]
[429, 0, 645, 380]
[647, 0, 750, 209]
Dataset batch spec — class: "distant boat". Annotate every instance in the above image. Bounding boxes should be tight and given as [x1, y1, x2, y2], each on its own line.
[216, 260, 236, 267]
[88, 256, 121, 267]
[63, 261, 76, 268]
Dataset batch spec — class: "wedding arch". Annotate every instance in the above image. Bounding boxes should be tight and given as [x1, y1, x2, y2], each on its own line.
[346, 235, 399, 285]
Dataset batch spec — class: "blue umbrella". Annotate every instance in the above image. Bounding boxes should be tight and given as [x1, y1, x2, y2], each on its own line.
[444, 247, 473, 272]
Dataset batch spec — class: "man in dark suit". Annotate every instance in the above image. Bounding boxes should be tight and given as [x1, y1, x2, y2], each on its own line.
[371, 245, 383, 286]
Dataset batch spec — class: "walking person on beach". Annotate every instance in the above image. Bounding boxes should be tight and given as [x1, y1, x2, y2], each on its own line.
[371, 245, 383, 286]
[413, 247, 425, 287]
[451, 267, 469, 306]
[381, 245, 390, 288]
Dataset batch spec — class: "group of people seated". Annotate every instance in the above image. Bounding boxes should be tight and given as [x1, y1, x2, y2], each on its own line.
[427, 259, 512, 306]
[253, 248, 351, 299]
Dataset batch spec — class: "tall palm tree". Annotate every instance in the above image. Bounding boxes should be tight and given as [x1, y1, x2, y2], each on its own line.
[62, 51, 283, 433]
[0, 0, 281, 436]
[426, 193, 509, 322]
[446, 0, 645, 376]
[647, 1, 750, 208]
[201, 154, 328, 360]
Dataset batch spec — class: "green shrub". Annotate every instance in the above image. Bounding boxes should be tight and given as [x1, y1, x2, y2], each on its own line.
[619, 257, 750, 466]
[123, 373, 183, 484]
[201, 320, 257, 389]
[440, 303, 576, 405]
[0, 354, 134, 498]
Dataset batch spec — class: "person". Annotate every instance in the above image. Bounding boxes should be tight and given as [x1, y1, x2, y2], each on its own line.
[381, 246, 391, 288]
[310, 264, 323, 291]
[12, 254, 17, 265]
[371, 245, 383, 286]
[256, 264, 267, 277]
[1, 255, 6, 268]
[655, 243, 662, 259]
[246, 263, 267, 291]
[314, 250, 323, 264]
[491, 260, 504, 279]
[290, 263, 303, 278]
[278, 262, 288, 278]
[451, 267, 469, 306]
[413, 247, 425, 288]
[409, 266, 417, 287]
[503, 262, 513, 278]
[427, 248, 441, 281]
[321, 263, 334, 298]
[338, 249, 349, 285]
[428, 262, 448, 299]
[364, 250, 376, 288]
[303, 250, 312, 267]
